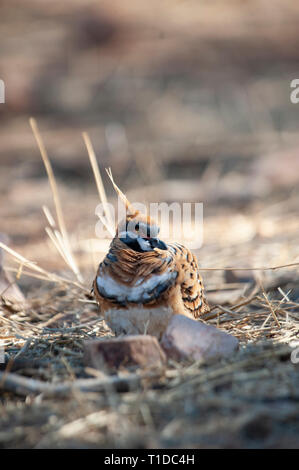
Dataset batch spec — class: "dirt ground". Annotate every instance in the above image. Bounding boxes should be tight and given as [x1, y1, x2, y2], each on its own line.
[0, 0, 299, 449]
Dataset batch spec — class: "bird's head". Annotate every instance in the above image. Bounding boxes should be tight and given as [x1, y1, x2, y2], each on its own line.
[106, 169, 167, 252]
[119, 211, 168, 252]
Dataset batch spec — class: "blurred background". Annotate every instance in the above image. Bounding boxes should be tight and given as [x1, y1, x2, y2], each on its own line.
[1, 0, 299, 286]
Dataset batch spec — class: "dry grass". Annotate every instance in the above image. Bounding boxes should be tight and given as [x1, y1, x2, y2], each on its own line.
[0, 124, 299, 448]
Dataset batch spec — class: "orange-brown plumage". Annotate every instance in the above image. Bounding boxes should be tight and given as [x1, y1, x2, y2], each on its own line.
[92, 176, 209, 320]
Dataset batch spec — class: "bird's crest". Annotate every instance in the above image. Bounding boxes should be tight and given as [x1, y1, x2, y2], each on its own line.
[105, 167, 139, 219]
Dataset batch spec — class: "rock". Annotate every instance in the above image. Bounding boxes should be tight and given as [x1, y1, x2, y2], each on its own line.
[0, 235, 26, 305]
[84, 335, 166, 371]
[207, 288, 246, 306]
[0, 269, 26, 304]
[224, 269, 255, 284]
[161, 314, 239, 362]
[104, 306, 173, 340]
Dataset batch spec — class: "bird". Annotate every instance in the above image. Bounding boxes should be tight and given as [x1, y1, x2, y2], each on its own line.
[92, 171, 210, 321]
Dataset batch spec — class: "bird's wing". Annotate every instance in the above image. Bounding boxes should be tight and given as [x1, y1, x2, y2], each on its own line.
[168, 243, 210, 318]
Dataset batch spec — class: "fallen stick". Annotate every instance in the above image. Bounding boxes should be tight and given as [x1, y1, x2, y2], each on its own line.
[0, 370, 156, 397]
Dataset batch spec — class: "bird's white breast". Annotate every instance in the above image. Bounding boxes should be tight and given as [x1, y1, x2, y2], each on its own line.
[96, 269, 177, 304]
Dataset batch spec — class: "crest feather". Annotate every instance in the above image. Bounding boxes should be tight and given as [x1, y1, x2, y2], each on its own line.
[105, 168, 139, 217]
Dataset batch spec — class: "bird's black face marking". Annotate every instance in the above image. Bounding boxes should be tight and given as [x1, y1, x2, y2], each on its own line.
[120, 233, 144, 252]
[120, 233, 168, 252]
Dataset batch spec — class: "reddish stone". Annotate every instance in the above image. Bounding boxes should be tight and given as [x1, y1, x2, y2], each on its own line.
[161, 314, 239, 362]
[84, 335, 166, 371]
